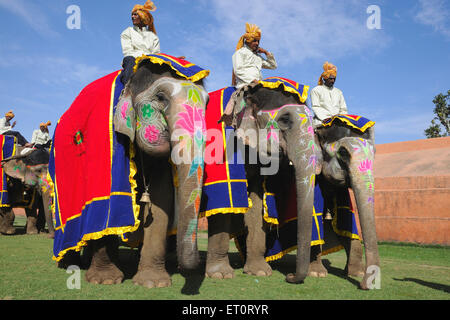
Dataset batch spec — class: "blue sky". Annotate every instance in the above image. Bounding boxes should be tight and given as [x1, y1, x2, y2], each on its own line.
[0, 0, 449, 145]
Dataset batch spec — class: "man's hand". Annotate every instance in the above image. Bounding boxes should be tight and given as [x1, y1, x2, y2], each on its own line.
[257, 47, 269, 55]
[12, 121, 16, 128]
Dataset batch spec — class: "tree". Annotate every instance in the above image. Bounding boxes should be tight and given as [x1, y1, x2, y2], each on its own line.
[424, 90, 450, 138]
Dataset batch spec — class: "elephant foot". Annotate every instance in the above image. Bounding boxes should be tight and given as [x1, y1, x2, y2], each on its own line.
[26, 227, 38, 235]
[0, 225, 16, 235]
[243, 258, 272, 277]
[132, 268, 172, 288]
[346, 264, 365, 278]
[308, 259, 328, 278]
[47, 232, 55, 239]
[345, 239, 365, 277]
[285, 273, 305, 284]
[26, 217, 38, 235]
[205, 260, 234, 279]
[85, 262, 124, 285]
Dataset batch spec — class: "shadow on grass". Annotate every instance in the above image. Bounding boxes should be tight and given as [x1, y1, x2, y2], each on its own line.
[393, 278, 450, 293]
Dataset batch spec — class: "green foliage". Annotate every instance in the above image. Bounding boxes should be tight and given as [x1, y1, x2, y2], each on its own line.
[425, 90, 450, 138]
[1, 216, 449, 300]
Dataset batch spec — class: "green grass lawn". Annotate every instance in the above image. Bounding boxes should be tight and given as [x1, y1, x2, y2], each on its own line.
[1, 216, 449, 300]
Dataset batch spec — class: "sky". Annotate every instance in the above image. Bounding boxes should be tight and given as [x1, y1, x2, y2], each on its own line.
[0, 0, 449, 145]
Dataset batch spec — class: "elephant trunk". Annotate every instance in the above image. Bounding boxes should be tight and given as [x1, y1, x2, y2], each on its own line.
[173, 162, 203, 270]
[342, 140, 380, 289]
[168, 90, 207, 271]
[284, 126, 315, 284]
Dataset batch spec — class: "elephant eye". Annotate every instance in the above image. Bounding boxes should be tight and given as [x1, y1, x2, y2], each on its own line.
[156, 92, 167, 103]
[337, 147, 351, 164]
[278, 113, 292, 130]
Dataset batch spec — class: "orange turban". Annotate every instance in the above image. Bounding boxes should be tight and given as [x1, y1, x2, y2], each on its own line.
[318, 61, 337, 85]
[40, 121, 51, 128]
[132, 0, 157, 34]
[236, 23, 262, 51]
[5, 110, 14, 118]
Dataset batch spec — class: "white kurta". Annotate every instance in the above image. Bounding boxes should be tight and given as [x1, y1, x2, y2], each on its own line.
[0, 117, 12, 134]
[310, 85, 348, 126]
[232, 45, 277, 88]
[120, 26, 161, 58]
[31, 129, 51, 145]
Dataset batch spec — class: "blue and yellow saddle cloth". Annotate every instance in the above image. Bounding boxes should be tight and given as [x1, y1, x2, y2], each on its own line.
[134, 53, 210, 83]
[234, 174, 360, 262]
[0, 135, 16, 206]
[259, 77, 309, 104]
[200, 86, 249, 216]
[322, 114, 375, 133]
[262, 178, 360, 261]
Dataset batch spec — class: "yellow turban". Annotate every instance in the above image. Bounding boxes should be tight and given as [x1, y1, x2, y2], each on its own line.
[40, 121, 51, 128]
[5, 110, 14, 118]
[132, 0, 157, 34]
[318, 61, 337, 85]
[236, 23, 262, 51]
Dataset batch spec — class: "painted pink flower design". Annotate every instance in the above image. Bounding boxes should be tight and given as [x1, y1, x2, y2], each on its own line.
[121, 101, 129, 119]
[358, 159, 373, 173]
[175, 104, 206, 141]
[145, 125, 160, 143]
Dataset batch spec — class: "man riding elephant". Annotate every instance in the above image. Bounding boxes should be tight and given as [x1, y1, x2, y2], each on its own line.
[232, 22, 277, 88]
[0, 110, 29, 146]
[120, 0, 160, 85]
[310, 61, 348, 127]
[222, 23, 278, 127]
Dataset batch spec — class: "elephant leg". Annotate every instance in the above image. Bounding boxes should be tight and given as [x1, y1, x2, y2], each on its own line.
[0, 208, 16, 235]
[308, 245, 328, 277]
[243, 182, 272, 277]
[25, 208, 38, 235]
[206, 214, 234, 279]
[36, 198, 46, 233]
[85, 235, 123, 285]
[41, 191, 55, 239]
[133, 168, 172, 288]
[339, 236, 365, 277]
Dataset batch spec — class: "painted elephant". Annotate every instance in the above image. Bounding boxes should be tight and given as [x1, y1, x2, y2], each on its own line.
[81, 59, 209, 287]
[313, 121, 379, 289]
[206, 84, 316, 284]
[0, 147, 54, 238]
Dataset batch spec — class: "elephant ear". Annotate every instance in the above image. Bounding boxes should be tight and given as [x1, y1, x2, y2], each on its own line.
[113, 93, 136, 142]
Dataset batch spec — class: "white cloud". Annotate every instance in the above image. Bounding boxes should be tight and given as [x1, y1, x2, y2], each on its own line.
[415, 0, 450, 38]
[0, 0, 59, 37]
[205, 0, 389, 64]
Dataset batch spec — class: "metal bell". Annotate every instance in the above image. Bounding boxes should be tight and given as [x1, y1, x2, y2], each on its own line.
[324, 209, 333, 220]
[140, 191, 151, 204]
